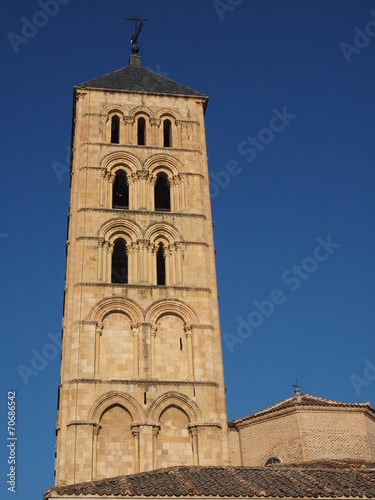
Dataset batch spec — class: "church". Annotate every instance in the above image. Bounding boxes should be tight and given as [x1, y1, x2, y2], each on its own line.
[44, 25, 375, 500]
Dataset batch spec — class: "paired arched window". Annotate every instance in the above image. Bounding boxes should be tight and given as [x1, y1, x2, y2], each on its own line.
[111, 238, 128, 284]
[154, 174, 171, 212]
[137, 117, 146, 145]
[113, 171, 129, 209]
[156, 244, 166, 285]
[111, 115, 120, 144]
[163, 119, 172, 147]
[265, 457, 281, 466]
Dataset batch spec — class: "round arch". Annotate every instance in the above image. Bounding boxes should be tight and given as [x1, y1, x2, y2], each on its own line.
[98, 218, 143, 242]
[144, 222, 181, 245]
[130, 106, 154, 119]
[147, 391, 202, 423]
[89, 391, 144, 422]
[101, 104, 128, 117]
[145, 299, 197, 326]
[144, 154, 182, 176]
[88, 297, 144, 325]
[156, 110, 180, 121]
[100, 151, 141, 175]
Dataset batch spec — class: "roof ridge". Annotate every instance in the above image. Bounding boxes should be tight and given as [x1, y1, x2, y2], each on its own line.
[229, 394, 373, 424]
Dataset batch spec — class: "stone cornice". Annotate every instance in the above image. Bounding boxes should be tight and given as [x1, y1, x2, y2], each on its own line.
[79, 142, 202, 155]
[77, 208, 206, 219]
[68, 378, 218, 387]
[73, 282, 212, 293]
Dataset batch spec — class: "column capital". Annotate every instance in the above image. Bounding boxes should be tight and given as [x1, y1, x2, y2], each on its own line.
[93, 422, 101, 436]
[124, 116, 135, 125]
[149, 117, 161, 128]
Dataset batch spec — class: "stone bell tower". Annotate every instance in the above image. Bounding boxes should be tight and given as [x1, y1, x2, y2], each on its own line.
[54, 50, 229, 486]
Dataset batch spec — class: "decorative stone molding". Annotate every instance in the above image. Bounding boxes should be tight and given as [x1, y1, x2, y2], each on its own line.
[74, 282, 212, 293]
[69, 378, 218, 387]
[78, 207, 207, 219]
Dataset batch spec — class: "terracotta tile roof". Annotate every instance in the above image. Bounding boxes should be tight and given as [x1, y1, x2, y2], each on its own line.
[229, 394, 375, 425]
[44, 460, 375, 498]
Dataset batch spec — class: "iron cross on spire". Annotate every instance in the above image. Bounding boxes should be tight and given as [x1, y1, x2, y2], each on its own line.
[292, 379, 302, 396]
[124, 11, 148, 54]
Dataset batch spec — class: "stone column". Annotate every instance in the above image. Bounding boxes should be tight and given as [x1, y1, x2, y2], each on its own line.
[169, 244, 176, 285]
[124, 116, 135, 144]
[132, 324, 139, 377]
[164, 246, 170, 286]
[126, 243, 132, 284]
[152, 426, 160, 469]
[106, 242, 114, 283]
[132, 242, 139, 283]
[137, 171, 148, 210]
[94, 323, 103, 376]
[91, 423, 101, 480]
[149, 175, 156, 211]
[99, 172, 105, 206]
[149, 117, 161, 146]
[189, 426, 199, 466]
[107, 174, 113, 208]
[97, 239, 104, 281]
[147, 243, 154, 284]
[150, 326, 157, 378]
[131, 172, 139, 209]
[185, 325, 194, 380]
[131, 425, 140, 473]
[180, 174, 186, 212]
[175, 242, 183, 285]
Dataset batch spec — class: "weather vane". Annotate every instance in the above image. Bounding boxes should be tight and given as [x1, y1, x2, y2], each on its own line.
[124, 11, 148, 54]
[292, 379, 302, 396]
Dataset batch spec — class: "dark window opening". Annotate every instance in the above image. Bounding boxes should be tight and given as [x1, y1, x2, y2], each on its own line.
[163, 119, 172, 147]
[111, 115, 120, 144]
[144, 392, 147, 404]
[111, 238, 128, 284]
[156, 244, 166, 285]
[154, 175, 170, 212]
[265, 457, 281, 466]
[113, 171, 129, 209]
[180, 338, 183, 351]
[137, 117, 146, 145]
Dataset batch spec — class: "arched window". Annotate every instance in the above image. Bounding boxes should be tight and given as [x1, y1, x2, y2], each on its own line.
[163, 119, 172, 147]
[137, 117, 146, 145]
[156, 244, 166, 285]
[111, 115, 120, 144]
[154, 174, 170, 212]
[265, 457, 281, 466]
[113, 171, 129, 209]
[111, 238, 128, 284]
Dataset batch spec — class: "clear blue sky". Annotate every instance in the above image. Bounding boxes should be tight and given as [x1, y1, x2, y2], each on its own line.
[1, 0, 375, 498]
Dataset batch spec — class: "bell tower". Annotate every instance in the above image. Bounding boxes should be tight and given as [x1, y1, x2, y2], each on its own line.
[54, 47, 229, 486]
